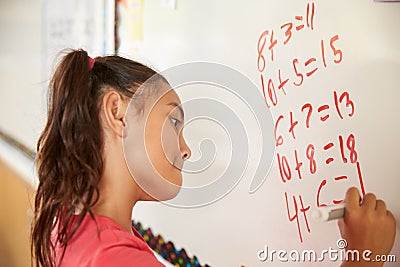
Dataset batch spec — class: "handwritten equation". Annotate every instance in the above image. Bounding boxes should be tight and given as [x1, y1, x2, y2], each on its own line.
[256, 2, 366, 243]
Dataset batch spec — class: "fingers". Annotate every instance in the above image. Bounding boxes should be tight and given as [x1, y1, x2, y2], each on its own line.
[344, 187, 361, 210]
[386, 210, 396, 224]
[375, 199, 387, 214]
[362, 193, 377, 210]
[345, 187, 390, 216]
[339, 187, 396, 259]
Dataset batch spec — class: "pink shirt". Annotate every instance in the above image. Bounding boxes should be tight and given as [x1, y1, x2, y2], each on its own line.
[52, 214, 164, 267]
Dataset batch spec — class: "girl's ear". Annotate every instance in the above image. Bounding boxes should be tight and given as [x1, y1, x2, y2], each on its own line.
[101, 91, 127, 138]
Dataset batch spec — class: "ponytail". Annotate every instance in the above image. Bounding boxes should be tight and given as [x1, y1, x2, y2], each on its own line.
[31, 49, 162, 267]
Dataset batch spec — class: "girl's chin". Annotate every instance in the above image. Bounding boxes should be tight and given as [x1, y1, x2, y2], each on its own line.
[163, 174, 183, 199]
[145, 175, 182, 201]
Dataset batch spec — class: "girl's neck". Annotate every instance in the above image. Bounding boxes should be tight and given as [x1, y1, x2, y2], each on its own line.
[91, 141, 141, 235]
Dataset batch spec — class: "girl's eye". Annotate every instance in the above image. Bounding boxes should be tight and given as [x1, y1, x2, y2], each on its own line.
[170, 117, 180, 127]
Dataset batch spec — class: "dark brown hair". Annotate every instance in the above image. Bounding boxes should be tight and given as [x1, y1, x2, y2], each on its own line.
[31, 49, 163, 267]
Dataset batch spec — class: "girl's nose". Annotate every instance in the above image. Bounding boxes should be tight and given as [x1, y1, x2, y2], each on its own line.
[180, 135, 191, 161]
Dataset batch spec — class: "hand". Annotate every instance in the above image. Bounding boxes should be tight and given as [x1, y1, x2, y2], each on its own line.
[338, 187, 396, 267]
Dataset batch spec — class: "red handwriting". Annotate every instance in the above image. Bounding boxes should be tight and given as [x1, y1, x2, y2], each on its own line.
[274, 90, 356, 146]
[285, 192, 311, 243]
[259, 34, 343, 108]
[316, 161, 365, 206]
[276, 134, 362, 183]
[256, 2, 366, 243]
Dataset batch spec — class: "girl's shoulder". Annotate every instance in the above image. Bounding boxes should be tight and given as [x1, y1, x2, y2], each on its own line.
[55, 214, 164, 267]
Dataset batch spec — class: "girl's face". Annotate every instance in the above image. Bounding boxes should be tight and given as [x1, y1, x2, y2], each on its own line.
[123, 86, 191, 201]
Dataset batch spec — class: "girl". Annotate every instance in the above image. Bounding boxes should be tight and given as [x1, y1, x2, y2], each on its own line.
[31, 49, 396, 267]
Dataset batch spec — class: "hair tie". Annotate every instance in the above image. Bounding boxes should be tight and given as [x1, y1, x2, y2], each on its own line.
[88, 56, 95, 70]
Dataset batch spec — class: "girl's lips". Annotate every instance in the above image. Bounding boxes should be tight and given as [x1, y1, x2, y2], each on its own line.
[173, 157, 184, 171]
[173, 163, 182, 171]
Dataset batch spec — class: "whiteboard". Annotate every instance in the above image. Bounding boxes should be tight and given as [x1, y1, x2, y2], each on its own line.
[121, 1, 400, 266]
[43, 0, 115, 79]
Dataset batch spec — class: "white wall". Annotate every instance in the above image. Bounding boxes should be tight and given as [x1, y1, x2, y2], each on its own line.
[0, 0, 44, 149]
[0, 0, 115, 150]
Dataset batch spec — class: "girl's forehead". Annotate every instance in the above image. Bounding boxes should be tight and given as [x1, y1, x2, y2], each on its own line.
[140, 87, 182, 117]
[156, 88, 181, 105]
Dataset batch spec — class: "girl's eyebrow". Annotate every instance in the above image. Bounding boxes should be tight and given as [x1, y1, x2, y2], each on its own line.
[166, 102, 184, 119]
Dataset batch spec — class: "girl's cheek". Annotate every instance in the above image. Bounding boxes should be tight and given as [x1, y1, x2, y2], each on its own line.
[161, 121, 181, 166]
[122, 116, 181, 200]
